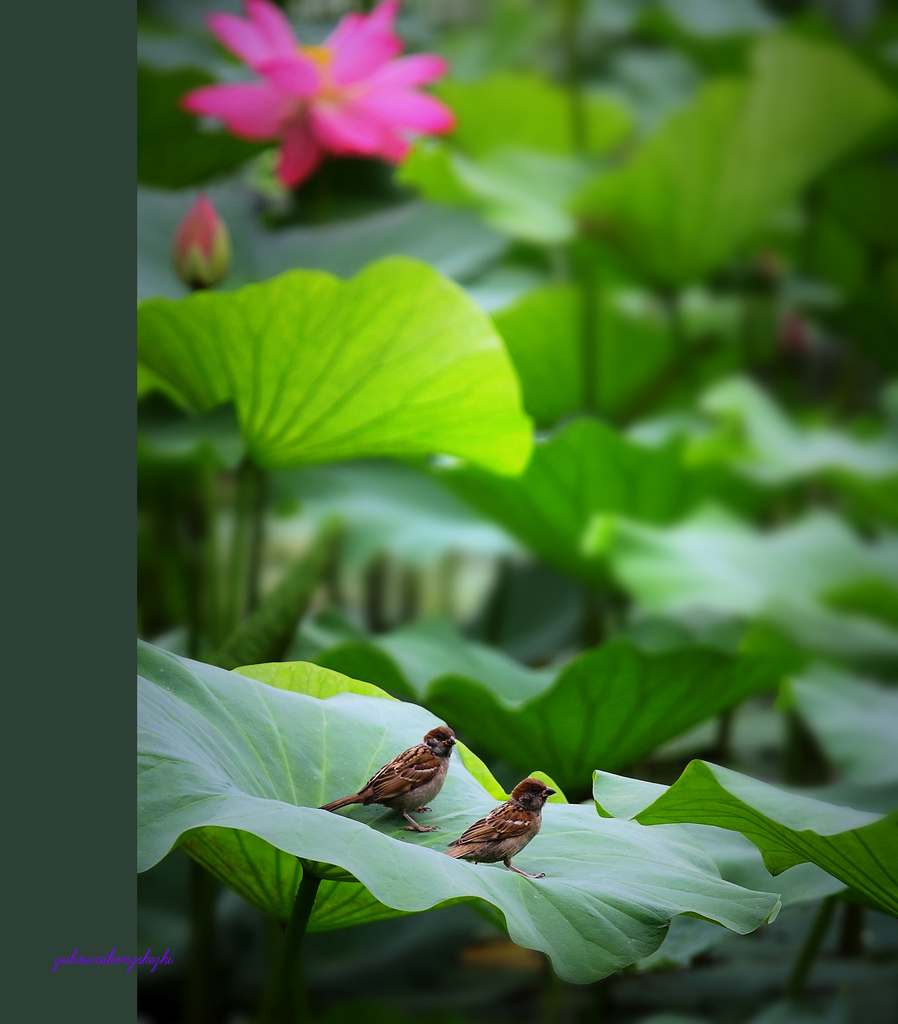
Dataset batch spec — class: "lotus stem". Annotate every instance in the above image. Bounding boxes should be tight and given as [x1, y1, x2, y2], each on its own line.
[559, 0, 587, 153]
[786, 894, 837, 1002]
[246, 464, 268, 614]
[260, 869, 322, 1023]
[226, 458, 256, 633]
[185, 858, 218, 1024]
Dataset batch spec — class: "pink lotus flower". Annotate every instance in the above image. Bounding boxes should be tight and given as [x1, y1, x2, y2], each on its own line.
[182, 0, 454, 187]
[172, 194, 232, 289]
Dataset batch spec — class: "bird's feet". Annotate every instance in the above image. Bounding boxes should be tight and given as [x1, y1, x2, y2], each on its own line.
[402, 812, 440, 832]
[415, 806, 432, 812]
[506, 861, 545, 879]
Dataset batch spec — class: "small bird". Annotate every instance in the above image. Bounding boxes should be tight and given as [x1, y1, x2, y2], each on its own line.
[319, 726, 456, 832]
[446, 777, 556, 879]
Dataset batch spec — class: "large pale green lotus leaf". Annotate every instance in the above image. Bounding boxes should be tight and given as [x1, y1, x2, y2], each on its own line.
[574, 35, 897, 284]
[400, 145, 588, 244]
[587, 507, 898, 659]
[789, 666, 898, 786]
[314, 616, 787, 796]
[638, 821, 844, 969]
[593, 760, 898, 916]
[435, 419, 745, 584]
[271, 461, 519, 571]
[694, 377, 898, 484]
[137, 258, 532, 475]
[138, 643, 781, 982]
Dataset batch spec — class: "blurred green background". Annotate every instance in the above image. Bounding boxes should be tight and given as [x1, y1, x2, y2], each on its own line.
[137, 1, 898, 1022]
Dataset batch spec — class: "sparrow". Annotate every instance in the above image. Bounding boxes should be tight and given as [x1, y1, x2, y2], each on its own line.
[446, 777, 555, 879]
[319, 726, 456, 832]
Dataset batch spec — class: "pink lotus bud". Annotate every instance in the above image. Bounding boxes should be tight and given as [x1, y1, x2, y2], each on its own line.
[172, 194, 231, 290]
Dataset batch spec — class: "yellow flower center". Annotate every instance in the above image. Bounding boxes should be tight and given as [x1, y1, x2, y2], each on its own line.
[301, 45, 333, 68]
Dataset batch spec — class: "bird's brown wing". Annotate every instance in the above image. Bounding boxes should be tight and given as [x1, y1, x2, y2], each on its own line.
[449, 802, 533, 847]
[361, 743, 441, 802]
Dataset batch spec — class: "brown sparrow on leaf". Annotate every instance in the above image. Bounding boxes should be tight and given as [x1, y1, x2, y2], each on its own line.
[446, 777, 555, 878]
[320, 726, 456, 832]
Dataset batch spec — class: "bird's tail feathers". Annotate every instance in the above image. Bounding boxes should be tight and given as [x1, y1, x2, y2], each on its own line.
[446, 844, 474, 858]
[320, 793, 362, 812]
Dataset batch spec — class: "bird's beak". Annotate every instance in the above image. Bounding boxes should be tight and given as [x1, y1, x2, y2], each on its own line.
[545, 788, 556, 796]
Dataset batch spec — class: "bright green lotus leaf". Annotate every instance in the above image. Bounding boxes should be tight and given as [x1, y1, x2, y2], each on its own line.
[434, 73, 633, 158]
[694, 377, 898, 484]
[593, 760, 898, 917]
[137, 258, 532, 475]
[574, 35, 897, 284]
[587, 507, 898, 659]
[435, 419, 743, 584]
[138, 642, 782, 981]
[788, 665, 898, 786]
[235, 658, 396, 700]
[313, 616, 788, 796]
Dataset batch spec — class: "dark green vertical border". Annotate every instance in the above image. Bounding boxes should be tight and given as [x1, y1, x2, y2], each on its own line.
[8, 1, 134, 1021]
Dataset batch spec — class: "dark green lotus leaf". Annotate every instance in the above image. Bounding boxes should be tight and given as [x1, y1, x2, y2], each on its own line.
[492, 284, 752, 429]
[138, 643, 781, 982]
[574, 36, 897, 284]
[593, 760, 898, 917]
[137, 64, 263, 189]
[821, 577, 898, 631]
[425, 643, 788, 795]
[315, 617, 787, 799]
[137, 258, 532, 475]
[492, 284, 675, 425]
[137, 404, 244, 470]
[434, 418, 743, 584]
